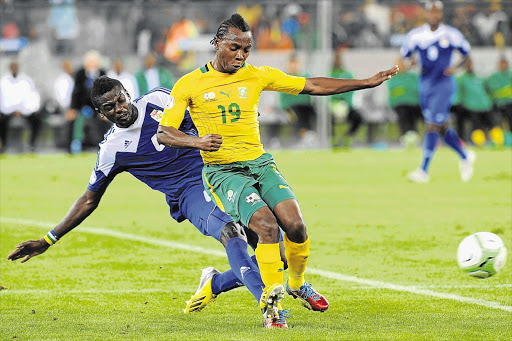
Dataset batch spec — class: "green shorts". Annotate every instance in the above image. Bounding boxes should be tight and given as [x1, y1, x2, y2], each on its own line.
[202, 153, 296, 226]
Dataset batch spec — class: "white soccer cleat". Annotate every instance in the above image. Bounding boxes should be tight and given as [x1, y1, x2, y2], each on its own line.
[408, 169, 429, 183]
[459, 150, 475, 182]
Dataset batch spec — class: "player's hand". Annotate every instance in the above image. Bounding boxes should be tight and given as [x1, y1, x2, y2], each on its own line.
[198, 134, 222, 151]
[443, 67, 456, 76]
[366, 65, 399, 87]
[7, 239, 50, 263]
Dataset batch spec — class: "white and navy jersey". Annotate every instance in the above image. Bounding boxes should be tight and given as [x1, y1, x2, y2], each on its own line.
[87, 87, 204, 222]
[401, 24, 470, 81]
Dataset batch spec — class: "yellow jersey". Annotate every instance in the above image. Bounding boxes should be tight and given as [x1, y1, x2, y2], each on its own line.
[161, 61, 306, 164]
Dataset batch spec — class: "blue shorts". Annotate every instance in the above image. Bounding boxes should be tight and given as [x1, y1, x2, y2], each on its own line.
[166, 184, 233, 242]
[419, 76, 455, 124]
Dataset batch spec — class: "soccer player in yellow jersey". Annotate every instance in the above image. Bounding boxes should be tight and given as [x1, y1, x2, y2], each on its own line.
[158, 14, 398, 328]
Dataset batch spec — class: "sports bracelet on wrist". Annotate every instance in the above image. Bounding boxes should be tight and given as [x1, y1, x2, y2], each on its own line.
[43, 230, 59, 246]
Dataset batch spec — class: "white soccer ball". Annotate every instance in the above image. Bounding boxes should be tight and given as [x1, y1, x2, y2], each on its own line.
[457, 232, 507, 279]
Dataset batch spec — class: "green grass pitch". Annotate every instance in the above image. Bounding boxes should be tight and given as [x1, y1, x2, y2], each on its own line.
[1, 148, 511, 340]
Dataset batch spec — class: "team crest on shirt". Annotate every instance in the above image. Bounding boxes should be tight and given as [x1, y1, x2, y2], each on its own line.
[439, 38, 449, 48]
[150, 109, 164, 122]
[238, 87, 248, 99]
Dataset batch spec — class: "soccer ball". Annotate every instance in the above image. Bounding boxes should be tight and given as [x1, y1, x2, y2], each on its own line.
[457, 232, 507, 279]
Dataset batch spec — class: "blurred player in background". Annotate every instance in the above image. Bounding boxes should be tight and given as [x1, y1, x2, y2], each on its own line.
[157, 13, 398, 328]
[400, 1, 475, 183]
[457, 57, 496, 146]
[386, 57, 422, 145]
[486, 56, 512, 135]
[330, 49, 363, 148]
[7, 76, 281, 329]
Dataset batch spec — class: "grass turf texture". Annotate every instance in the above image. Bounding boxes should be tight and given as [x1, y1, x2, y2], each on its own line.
[1, 149, 511, 340]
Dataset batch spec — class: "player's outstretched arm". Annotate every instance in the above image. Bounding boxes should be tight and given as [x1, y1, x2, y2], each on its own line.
[157, 125, 222, 152]
[7, 189, 104, 263]
[301, 65, 399, 96]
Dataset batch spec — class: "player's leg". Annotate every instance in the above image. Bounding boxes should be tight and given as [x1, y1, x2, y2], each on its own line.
[252, 153, 329, 312]
[177, 185, 265, 310]
[202, 166, 287, 327]
[205, 227, 288, 299]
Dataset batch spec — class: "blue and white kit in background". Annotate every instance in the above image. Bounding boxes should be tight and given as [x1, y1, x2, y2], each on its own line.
[400, 24, 471, 124]
[87, 87, 232, 240]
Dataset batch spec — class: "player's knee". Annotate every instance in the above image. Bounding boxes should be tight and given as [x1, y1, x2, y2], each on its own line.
[219, 222, 247, 247]
[249, 208, 280, 243]
[258, 219, 280, 243]
[284, 220, 307, 243]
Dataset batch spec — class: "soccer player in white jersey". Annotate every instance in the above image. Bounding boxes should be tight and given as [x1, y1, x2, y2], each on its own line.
[7, 76, 284, 328]
[400, 1, 475, 183]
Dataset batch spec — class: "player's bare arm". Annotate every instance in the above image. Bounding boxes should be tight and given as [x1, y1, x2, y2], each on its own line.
[7, 189, 104, 263]
[301, 65, 399, 96]
[444, 55, 469, 76]
[157, 125, 222, 152]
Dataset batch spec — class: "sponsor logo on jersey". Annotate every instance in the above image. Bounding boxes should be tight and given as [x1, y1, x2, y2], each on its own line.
[240, 266, 250, 280]
[124, 140, 132, 149]
[203, 190, 212, 202]
[245, 192, 261, 205]
[439, 38, 449, 48]
[279, 185, 290, 190]
[89, 171, 97, 185]
[150, 109, 164, 122]
[220, 91, 231, 99]
[238, 87, 248, 99]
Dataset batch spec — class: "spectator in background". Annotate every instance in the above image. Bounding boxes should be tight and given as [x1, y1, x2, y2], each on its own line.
[54, 59, 74, 112]
[279, 54, 317, 147]
[0, 61, 41, 152]
[107, 58, 139, 99]
[69, 50, 108, 154]
[47, 0, 78, 55]
[52, 59, 75, 149]
[451, 75, 472, 143]
[236, 1, 263, 34]
[386, 58, 422, 141]
[329, 50, 363, 147]
[458, 58, 495, 145]
[256, 18, 294, 50]
[472, 3, 508, 46]
[134, 53, 174, 94]
[486, 56, 512, 133]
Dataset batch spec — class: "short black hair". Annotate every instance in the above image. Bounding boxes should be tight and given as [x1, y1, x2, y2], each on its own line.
[91, 76, 124, 109]
[210, 13, 251, 45]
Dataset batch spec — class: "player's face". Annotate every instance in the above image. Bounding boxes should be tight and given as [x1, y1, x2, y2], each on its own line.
[215, 27, 252, 74]
[427, 6, 443, 28]
[98, 86, 138, 128]
[499, 59, 508, 72]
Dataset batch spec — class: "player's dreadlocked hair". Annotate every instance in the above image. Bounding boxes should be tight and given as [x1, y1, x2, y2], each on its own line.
[91, 76, 125, 109]
[210, 13, 251, 45]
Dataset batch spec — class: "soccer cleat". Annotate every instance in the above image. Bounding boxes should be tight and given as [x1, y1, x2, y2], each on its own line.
[408, 169, 429, 183]
[286, 281, 329, 312]
[459, 150, 475, 182]
[260, 283, 285, 321]
[263, 309, 290, 329]
[184, 267, 220, 313]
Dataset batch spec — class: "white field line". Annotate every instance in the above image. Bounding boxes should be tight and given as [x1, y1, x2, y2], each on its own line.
[2, 217, 512, 313]
[0, 288, 167, 295]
